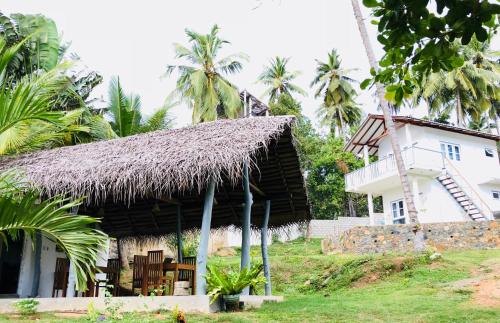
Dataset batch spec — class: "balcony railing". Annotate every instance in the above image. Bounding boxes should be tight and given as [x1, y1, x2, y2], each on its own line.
[345, 146, 444, 191]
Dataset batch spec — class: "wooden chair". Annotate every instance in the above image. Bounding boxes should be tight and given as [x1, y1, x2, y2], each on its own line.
[132, 255, 147, 295]
[52, 258, 69, 297]
[106, 258, 121, 296]
[178, 256, 196, 295]
[141, 250, 172, 296]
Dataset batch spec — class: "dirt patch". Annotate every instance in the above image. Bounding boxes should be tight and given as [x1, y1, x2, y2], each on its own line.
[352, 272, 381, 288]
[54, 312, 87, 318]
[446, 259, 500, 308]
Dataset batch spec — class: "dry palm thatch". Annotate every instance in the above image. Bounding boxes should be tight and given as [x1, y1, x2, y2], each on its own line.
[0, 116, 298, 205]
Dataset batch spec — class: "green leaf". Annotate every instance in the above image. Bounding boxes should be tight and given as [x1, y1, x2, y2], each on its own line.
[363, 0, 379, 8]
[360, 78, 372, 90]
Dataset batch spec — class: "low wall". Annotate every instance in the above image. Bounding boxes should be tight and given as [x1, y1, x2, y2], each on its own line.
[340, 220, 500, 254]
[308, 217, 370, 239]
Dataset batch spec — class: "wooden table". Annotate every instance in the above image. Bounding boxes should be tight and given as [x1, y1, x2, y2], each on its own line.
[164, 263, 196, 294]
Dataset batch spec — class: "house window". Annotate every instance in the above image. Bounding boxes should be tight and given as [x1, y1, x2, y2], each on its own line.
[493, 191, 500, 200]
[485, 148, 494, 158]
[391, 199, 406, 224]
[440, 142, 461, 161]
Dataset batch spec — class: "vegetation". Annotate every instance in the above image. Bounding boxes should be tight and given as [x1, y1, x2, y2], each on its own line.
[106, 77, 174, 137]
[166, 25, 246, 123]
[13, 299, 39, 316]
[0, 171, 107, 291]
[3, 240, 499, 322]
[206, 263, 266, 303]
[258, 56, 306, 104]
[311, 49, 362, 139]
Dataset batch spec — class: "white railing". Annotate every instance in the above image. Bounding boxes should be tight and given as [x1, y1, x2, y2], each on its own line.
[345, 146, 444, 191]
[443, 158, 493, 220]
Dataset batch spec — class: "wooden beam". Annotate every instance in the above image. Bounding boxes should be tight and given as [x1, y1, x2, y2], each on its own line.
[159, 197, 182, 205]
[195, 179, 216, 295]
[176, 205, 183, 263]
[250, 182, 266, 197]
[274, 148, 296, 218]
[261, 200, 272, 296]
[241, 162, 253, 296]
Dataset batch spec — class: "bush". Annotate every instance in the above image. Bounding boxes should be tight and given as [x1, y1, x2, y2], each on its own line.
[14, 299, 39, 316]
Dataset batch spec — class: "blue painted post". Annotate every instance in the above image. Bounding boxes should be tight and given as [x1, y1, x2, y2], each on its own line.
[241, 162, 253, 295]
[176, 204, 183, 263]
[195, 180, 216, 295]
[31, 231, 42, 297]
[261, 200, 272, 295]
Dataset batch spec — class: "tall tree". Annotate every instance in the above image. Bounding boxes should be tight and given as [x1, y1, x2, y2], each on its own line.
[420, 40, 500, 127]
[166, 25, 246, 124]
[351, 0, 422, 249]
[258, 56, 306, 103]
[311, 50, 362, 140]
[106, 77, 174, 137]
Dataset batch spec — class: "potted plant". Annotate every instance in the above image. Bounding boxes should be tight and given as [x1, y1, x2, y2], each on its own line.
[206, 263, 266, 312]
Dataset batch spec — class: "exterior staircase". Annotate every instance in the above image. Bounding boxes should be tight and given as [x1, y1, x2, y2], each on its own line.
[437, 174, 486, 221]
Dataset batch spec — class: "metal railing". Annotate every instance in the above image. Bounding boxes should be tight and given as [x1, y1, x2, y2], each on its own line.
[443, 157, 493, 220]
[345, 146, 444, 190]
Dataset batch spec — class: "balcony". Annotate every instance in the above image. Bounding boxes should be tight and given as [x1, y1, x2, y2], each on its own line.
[345, 146, 444, 193]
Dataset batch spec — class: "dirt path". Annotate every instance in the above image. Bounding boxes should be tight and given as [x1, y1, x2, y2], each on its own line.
[447, 259, 500, 308]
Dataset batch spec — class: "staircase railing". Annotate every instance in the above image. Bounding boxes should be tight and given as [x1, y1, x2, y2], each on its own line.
[443, 157, 492, 220]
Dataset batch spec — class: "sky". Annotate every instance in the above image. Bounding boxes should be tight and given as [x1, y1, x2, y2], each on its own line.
[3, 0, 499, 130]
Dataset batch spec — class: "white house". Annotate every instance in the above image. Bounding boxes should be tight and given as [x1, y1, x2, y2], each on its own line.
[344, 115, 500, 226]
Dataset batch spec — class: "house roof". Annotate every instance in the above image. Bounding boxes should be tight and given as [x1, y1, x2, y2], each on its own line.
[0, 116, 310, 237]
[345, 114, 500, 156]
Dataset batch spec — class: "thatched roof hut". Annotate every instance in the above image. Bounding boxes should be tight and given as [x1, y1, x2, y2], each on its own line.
[0, 116, 310, 238]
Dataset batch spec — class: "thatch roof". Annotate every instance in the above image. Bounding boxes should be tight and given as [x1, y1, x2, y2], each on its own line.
[0, 116, 310, 237]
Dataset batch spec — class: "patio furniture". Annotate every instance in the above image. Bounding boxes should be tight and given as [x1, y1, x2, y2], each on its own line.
[164, 256, 196, 295]
[52, 258, 69, 297]
[94, 259, 121, 297]
[132, 255, 147, 295]
[141, 250, 173, 295]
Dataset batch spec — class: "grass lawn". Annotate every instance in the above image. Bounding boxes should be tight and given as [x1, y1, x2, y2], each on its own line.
[2, 239, 499, 322]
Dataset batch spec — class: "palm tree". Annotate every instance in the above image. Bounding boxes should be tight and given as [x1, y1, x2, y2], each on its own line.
[106, 77, 174, 137]
[166, 25, 246, 124]
[0, 171, 107, 291]
[421, 40, 499, 128]
[311, 50, 362, 140]
[351, 0, 422, 249]
[258, 57, 306, 103]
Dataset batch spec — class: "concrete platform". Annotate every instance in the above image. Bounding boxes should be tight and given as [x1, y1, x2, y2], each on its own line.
[0, 295, 284, 314]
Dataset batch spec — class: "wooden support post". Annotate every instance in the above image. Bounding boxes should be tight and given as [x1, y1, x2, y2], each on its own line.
[261, 200, 272, 296]
[195, 179, 216, 295]
[241, 162, 253, 295]
[66, 206, 79, 298]
[30, 231, 42, 297]
[176, 204, 183, 263]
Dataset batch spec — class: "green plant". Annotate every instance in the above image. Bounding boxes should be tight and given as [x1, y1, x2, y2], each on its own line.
[103, 288, 123, 320]
[13, 299, 39, 316]
[206, 263, 267, 303]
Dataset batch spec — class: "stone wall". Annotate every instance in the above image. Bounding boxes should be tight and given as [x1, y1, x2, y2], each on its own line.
[340, 220, 500, 254]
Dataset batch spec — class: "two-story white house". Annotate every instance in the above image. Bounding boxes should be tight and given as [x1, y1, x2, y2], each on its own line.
[344, 115, 500, 226]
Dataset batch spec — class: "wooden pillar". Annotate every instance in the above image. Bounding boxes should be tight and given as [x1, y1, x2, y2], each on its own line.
[66, 206, 79, 298]
[30, 231, 42, 297]
[176, 204, 183, 263]
[241, 162, 253, 295]
[261, 200, 272, 296]
[195, 179, 216, 295]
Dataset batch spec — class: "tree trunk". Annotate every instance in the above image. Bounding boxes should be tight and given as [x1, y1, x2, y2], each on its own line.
[338, 108, 348, 142]
[351, 0, 423, 250]
[456, 90, 463, 127]
[117, 239, 130, 271]
[347, 194, 357, 217]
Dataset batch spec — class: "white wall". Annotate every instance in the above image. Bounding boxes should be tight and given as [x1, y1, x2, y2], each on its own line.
[17, 236, 67, 298]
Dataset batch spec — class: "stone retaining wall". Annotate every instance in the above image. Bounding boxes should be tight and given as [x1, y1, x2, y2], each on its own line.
[340, 220, 500, 254]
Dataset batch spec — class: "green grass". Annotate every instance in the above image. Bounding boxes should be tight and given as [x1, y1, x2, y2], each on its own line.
[2, 241, 499, 323]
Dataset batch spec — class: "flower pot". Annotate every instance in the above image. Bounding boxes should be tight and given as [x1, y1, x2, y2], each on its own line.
[222, 294, 240, 312]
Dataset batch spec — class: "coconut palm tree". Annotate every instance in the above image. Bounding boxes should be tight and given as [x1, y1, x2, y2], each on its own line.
[258, 56, 306, 103]
[166, 25, 246, 124]
[351, 0, 422, 248]
[105, 77, 174, 137]
[0, 171, 107, 291]
[311, 50, 362, 140]
[420, 40, 499, 128]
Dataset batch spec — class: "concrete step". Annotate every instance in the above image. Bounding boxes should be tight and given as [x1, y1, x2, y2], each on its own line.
[442, 179, 455, 186]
